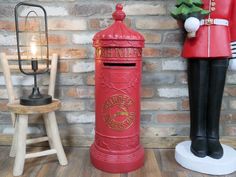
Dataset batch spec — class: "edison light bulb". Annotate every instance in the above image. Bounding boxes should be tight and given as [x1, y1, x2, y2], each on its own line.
[30, 41, 37, 58]
[30, 35, 38, 58]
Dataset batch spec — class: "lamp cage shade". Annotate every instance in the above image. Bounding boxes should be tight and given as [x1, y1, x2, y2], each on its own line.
[14, 2, 49, 75]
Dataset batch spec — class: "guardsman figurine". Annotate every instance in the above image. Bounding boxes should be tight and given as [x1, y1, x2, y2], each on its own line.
[180, 0, 236, 159]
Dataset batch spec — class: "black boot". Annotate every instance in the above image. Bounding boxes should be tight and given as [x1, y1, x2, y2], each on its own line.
[207, 59, 228, 159]
[188, 59, 209, 158]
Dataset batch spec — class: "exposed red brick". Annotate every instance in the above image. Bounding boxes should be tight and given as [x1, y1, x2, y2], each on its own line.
[48, 34, 68, 45]
[141, 87, 155, 98]
[136, 17, 179, 30]
[143, 61, 161, 72]
[59, 61, 69, 73]
[143, 48, 162, 58]
[86, 74, 95, 86]
[69, 3, 112, 17]
[157, 113, 190, 124]
[48, 19, 87, 31]
[224, 87, 236, 96]
[66, 87, 77, 97]
[65, 87, 94, 98]
[181, 99, 189, 110]
[141, 101, 177, 111]
[0, 101, 8, 112]
[50, 48, 88, 59]
[89, 18, 131, 30]
[142, 32, 162, 44]
[164, 32, 185, 44]
[0, 21, 15, 31]
[162, 47, 181, 58]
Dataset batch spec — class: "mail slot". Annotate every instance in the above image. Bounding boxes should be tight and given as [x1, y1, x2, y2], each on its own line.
[103, 63, 136, 67]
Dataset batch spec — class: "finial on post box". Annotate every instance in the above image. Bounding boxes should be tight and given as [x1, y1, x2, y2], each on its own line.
[112, 3, 126, 21]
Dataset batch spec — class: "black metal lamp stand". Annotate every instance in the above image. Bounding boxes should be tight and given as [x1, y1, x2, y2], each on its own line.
[15, 2, 52, 106]
[20, 59, 52, 106]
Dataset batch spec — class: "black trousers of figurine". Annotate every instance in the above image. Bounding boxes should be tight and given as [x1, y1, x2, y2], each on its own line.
[188, 58, 228, 159]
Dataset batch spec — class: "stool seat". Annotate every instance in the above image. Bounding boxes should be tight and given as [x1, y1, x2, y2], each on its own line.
[7, 99, 61, 115]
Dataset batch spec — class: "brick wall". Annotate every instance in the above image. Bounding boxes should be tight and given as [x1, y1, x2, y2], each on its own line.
[0, 0, 236, 146]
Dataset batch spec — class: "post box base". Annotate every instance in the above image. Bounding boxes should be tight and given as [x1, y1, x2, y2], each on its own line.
[90, 143, 144, 173]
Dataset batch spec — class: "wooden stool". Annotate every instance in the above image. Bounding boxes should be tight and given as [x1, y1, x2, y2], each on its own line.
[0, 53, 68, 176]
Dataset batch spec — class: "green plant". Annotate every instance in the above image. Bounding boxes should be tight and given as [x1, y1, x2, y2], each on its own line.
[171, 0, 210, 21]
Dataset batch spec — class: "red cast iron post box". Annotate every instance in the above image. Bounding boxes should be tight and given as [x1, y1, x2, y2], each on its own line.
[90, 4, 145, 173]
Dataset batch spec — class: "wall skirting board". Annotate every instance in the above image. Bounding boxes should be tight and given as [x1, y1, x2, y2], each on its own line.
[0, 134, 236, 148]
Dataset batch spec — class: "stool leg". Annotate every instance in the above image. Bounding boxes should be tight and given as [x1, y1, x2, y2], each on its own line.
[43, 114, 54, 149]
[46, 112, 68, 166]
[13, 114, 28, 176]
[10, 117, 19, 157]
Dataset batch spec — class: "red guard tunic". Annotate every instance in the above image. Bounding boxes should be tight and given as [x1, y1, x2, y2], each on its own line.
[182, 0, 236, 58]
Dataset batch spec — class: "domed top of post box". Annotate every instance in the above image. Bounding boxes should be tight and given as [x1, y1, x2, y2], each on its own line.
[93, 3, 145, 48]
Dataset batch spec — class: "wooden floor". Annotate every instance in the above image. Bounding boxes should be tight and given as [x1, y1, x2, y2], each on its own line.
[0, 146, 236, 177]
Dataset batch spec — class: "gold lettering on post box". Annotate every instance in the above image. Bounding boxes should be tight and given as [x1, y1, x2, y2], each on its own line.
[96, 48, 142, 58]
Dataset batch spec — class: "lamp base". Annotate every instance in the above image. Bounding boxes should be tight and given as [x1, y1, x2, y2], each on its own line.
[20, 94, 52, 106]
